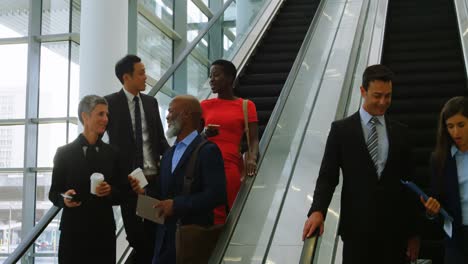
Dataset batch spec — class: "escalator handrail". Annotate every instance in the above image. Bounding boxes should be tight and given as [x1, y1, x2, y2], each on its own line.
[299, 230, 321, 264]
[147, 0, 235, 97]
[208, 0, 328, 262]
[4, 206, 60, 264]
[5, 206, 128, 264]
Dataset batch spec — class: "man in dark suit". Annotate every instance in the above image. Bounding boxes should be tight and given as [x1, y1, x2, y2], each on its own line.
[105, 55, 169, 263]
[130, 95, 227, 264]
[302, 65, 420, 264]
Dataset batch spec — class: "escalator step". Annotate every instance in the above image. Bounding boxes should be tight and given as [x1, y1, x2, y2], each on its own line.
[263, 33, 310, 43]
[253, 52, 298, 62]
[246, 61, 294, 74]
[384, 49, 461, 62]
[235, 84, 283, 97]
[249, 97, 279, 111]
[388, 98, 450, 114]
[386, 60, 463, 74]
[257, 110, 272, 125]
[392, 83, 465, 99]
[385, 29, 457, 42]
[390, 113, 439, 129]
[272, 18, 313, 27]
[259, 42, 303, 53]
[385, 39, 458, 52]
[240, 73, 289, 85]
[394, 72, 465, 84]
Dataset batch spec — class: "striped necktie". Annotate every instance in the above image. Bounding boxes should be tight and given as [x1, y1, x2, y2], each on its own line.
[367, 116, 379, 172]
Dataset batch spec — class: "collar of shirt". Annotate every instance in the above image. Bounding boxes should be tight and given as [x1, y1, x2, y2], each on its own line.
[451, 144, 468, 157]
[122, 87, 141, 103]
[359, 106, 385, 126]
[175, 130, 199, 149]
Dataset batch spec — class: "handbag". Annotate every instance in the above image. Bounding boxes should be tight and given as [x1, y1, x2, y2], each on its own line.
[175, 140, 226, 264]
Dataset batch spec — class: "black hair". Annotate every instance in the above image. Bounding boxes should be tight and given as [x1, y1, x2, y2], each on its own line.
[362, 64, 394, 91]
[211, 59, 237, 84]
[115, 54, 141, 84]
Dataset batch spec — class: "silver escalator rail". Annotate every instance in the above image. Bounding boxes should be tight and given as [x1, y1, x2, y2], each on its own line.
[208, 0, 329, 263]
[4, 206, 129, 264]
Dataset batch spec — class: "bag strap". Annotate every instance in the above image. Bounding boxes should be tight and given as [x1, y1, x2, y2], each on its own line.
[242, 99, 251, 153]
[182, 139, 209, 196]
[181, 139, 230, 215]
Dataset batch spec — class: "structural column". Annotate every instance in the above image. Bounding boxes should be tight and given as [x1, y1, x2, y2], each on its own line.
[79, 0, 128, 98]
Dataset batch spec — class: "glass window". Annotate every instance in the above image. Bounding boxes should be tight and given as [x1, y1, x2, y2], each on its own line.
[39, 42, 70, 118]
[187, 0, 208, 41]
[36, 172, 52, 219]
[71, 0, 80, 33]
[139, 0, 174, 28]
[33, 212, 61, 260]
[42, 0, 70, 35]
[0, 44, 28, 119]
[37, 123, 67, 167]
[137, 14, 172, 83]
[68, 123, 78, 143]
[0, 126, 25, 168]
[0, 0, 29, 38]
[187, 54, 208, 96]
[187, 1, 208, 57]
[69, 42, 79, 119]
[0, 172, 23, 254]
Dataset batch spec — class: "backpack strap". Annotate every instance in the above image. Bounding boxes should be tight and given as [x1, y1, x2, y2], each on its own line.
[182, 139, 209, 196]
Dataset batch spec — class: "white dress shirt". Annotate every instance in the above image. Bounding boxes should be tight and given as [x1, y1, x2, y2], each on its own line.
[123, 88, 157, 173]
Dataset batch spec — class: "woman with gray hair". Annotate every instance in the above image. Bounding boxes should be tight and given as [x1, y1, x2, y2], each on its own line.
[49, 95, 124, 263]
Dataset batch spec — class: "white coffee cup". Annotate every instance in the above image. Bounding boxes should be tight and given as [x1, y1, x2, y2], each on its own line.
[90, 172, 105, 194]
[130, 168, 148, 189]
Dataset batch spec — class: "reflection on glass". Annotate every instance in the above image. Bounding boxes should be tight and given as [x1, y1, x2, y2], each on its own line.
[138, 14, 172, 83]
[69, 43, 80, 119]
[0, 44, 27, 119]
[0, 0, 29, 38]
[39, 42, 70, 118]
[0, 126, 25, 168]
[0, 173, 23, 254]
[42, 0, 70, 35]
[37, 123, 67, 167]
[139, 0, 174, 28]
[71, 0, 80, 33]
[187, 0, 208, 50]
[187, 54, 208, 97]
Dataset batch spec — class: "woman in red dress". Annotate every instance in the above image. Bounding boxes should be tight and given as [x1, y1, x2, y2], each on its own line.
[201, 59, 259, 224]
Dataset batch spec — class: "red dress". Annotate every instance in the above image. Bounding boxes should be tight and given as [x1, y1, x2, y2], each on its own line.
[201, 98, 258, 224]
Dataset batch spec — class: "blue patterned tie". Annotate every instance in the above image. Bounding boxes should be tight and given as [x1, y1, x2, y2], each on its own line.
[133, 96, 144, 169]
[367, 117, 379, 172]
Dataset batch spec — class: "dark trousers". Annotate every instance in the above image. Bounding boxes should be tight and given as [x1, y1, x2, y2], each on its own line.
[59, 229, 115, 264]
[122, 200, 157, 264]
[444, 226, 468, 264]
[342, 234, 406, 264]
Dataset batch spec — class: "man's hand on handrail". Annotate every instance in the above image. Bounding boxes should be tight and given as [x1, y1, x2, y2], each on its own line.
[302, 211, 324, 241]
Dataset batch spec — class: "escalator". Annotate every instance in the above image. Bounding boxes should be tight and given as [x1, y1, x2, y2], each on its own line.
[235, 0, 320, 138]
[382, 0, 468, 262]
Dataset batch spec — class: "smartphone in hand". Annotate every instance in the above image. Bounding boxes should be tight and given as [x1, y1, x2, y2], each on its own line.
[60, 193, 81, 202]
